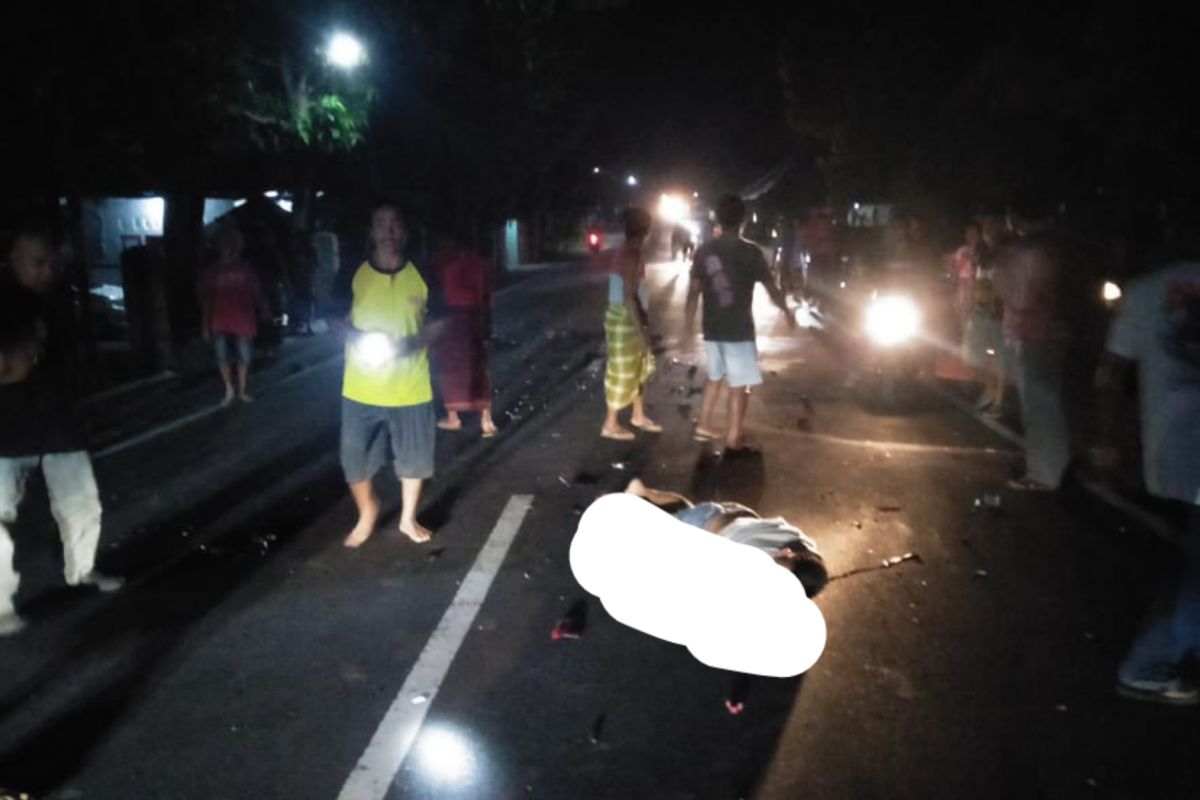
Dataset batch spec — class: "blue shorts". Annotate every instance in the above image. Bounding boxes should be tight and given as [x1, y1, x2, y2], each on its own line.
[214, 335, 253, 366]
[704, 341, 762, 388]
[340, 399, 435, 483]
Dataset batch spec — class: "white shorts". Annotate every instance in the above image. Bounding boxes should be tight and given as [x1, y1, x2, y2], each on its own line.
[704, 341, 762, 388]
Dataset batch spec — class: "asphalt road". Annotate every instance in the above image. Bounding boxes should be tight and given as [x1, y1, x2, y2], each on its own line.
[1, 248, 1196, 799]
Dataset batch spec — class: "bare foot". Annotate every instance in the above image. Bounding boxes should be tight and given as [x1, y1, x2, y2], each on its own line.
[625, 477, 647, 496]
[399, 519, 433, 543]
[344, 506, 379, 548]
[437, 418, 463, 431]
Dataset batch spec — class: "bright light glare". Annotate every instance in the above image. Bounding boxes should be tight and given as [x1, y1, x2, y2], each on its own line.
[1102, 281, 1123, 303]
[592, 166, 601, 174]
[570, 494, 826, 677]
[865, 295, 921, 347]
[793, 298, 825, 330]
[626, 175, 639, 187]
[354, 332, 396, 371]
[657, 193, 690, 224]
[264, 190, 279, 199]
[326, 32, 366, 70]
[413, 725, 478, 788]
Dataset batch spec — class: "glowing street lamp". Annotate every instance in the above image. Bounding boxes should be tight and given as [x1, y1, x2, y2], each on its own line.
[326, 32, 367, 70]
[626, 175, 639, 187]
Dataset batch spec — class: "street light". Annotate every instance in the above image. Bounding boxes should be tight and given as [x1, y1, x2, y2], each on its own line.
[326, 32, 366, 70]
[626, 175, 638, 187]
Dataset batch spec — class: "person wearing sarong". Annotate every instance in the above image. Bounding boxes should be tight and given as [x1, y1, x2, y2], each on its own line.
[431, 235, 497, 438]
[601, 207, 661, 440]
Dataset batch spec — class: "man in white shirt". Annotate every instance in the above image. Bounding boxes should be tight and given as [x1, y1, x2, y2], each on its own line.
[1093, 238, 1200, 705]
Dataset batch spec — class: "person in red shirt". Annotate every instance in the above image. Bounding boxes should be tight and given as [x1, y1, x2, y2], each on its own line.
[198, 223, 263, 406]
[430, 231, 497, 437]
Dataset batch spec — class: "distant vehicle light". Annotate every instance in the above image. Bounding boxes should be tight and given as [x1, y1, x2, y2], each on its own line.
[658, 193, 690, 224]
[1102, 280, 1122, 304]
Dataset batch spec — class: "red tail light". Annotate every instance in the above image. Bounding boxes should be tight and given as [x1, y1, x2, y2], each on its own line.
[589, 233, 600, 246]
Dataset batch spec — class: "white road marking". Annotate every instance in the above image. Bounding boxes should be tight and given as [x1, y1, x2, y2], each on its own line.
[337, 494, 535, 800]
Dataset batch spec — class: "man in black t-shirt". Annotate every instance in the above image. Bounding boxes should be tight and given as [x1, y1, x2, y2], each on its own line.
[685, 195, 794, 451]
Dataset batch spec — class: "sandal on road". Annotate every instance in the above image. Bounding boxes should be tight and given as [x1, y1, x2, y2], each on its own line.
[601, 427, 636, 441]
[693, 427, 720, 442]
[437, 420, 463, 432]
[631, 419, 663, 433]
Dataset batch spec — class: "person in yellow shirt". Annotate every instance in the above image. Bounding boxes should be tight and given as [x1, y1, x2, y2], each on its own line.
[335, 203, 436, 547]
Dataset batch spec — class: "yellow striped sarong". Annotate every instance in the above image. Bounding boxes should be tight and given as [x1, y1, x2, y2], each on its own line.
[604, 305, 655, 409]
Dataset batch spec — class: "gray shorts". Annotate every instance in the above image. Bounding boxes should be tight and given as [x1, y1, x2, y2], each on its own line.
[340, 399, 435, 483]
[214, 334, 253, 366]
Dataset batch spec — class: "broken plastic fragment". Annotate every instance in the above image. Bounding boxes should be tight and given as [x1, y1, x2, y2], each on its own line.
[974, 569, 989, 577]
[882, 552, 918, 568]
[589, 713, 606, 744]
[611, 462, 626, 471]
[412, 693, 429, 705]
[973, 494, 1003, 511]
[551, 599, 588, 640]
[558, 476, 571, 486]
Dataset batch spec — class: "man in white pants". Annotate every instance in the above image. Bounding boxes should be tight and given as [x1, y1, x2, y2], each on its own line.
[1, 228, 121, 636]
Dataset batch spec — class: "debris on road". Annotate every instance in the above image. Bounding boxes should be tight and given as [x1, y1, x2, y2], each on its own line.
[973, 494, 1004, 511]
[590, 713, 606, 744]
[411, 693, 429, 705]
[611, 462, 626, 471]
[558, 476, 571, 487]
[877, 505, 903, 513]
[551, 599, 588, 640]
[974, 569, 989, 578]
[829, 552, 922, 582]
[725, 674, 750, 715]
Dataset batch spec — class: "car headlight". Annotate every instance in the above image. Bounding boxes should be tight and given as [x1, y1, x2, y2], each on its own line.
[864, 295, 921, 347]
[354, 332, 397, 371]
[1102, 280, 1122, 305]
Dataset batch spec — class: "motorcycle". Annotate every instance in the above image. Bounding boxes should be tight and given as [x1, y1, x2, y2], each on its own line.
[854, 263, 936, 411]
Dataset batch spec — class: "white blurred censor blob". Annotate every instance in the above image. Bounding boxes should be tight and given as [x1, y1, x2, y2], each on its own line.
[569, 494, 827, 677]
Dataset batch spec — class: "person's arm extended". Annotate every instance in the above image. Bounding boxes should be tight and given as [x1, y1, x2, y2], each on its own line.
[759, 252, 795, 328]
[685, 251, 703, 333]
[620, 251, 650, 346]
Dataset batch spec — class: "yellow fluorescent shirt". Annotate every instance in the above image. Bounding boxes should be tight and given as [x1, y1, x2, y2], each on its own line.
[342, 261, 433, 407]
